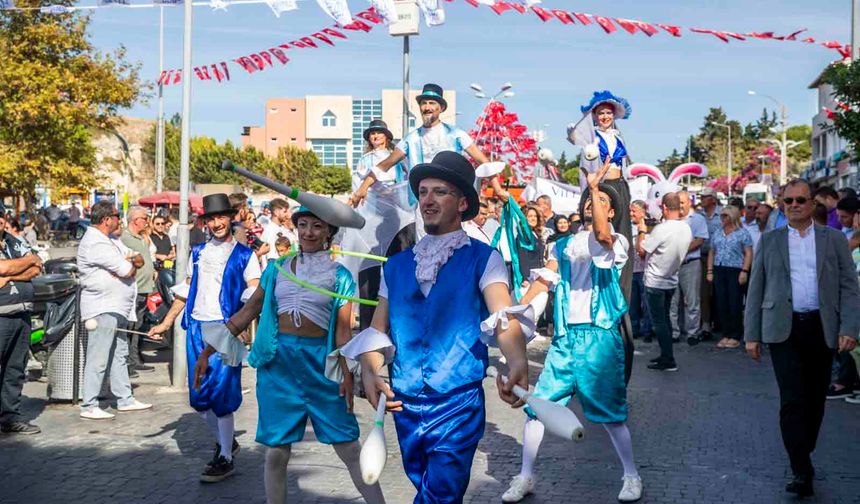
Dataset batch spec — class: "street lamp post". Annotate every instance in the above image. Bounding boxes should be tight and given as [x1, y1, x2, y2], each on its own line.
[156, 5, 165, 194]
[711, 122, 733, 196]
[748, 90, 789, 185]
[471, 82, 514, 162]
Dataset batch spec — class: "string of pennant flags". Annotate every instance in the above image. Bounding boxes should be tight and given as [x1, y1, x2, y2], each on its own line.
[0, 0, 851, 85]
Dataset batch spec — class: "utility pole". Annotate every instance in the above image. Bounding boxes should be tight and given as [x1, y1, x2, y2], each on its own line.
[853, 0, 859, 61]
[156, 5, 165, 193]
[402, 35, 409, 141]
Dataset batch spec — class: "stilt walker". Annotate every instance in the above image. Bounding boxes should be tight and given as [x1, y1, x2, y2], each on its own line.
[149, 193, 261, 482]
[501, 160, 644, 503]
[342, 151, 533, 503]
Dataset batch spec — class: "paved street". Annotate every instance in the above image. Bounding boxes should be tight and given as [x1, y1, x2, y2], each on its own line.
[2, 336, 859, 504]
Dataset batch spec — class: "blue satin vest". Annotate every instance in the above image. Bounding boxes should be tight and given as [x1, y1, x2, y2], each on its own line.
[596, 131, 628, 167]
[401, 122, 465, 168]
[182, 240, 253, 329]
[384, 240, 493, 396]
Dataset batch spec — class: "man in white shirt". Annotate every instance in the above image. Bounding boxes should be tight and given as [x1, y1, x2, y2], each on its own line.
[77, 201, 152, 420]
[260, 198, 297, 262]
[462, 201, 492, 244]
[149, 194, 260, 483]
[638, 193, 693, 371]
[670, 191, 710, 345]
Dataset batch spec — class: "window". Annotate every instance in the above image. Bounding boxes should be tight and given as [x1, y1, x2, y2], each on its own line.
[290, 137, 297, 143]
[290, 108, 297, 112]
[268, 108, 278, 114]
[270, 137, 277, 143]
[322, 110, 337, 127]
[311, 139, 348, 167]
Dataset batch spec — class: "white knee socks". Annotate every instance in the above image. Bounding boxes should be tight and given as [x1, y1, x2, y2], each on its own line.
[333, 441, 386, 503]
[603, 422, 638, 478]
[265, 446, 291, 504]
[519, 418, 546, 479]
[217, 413, 235, 461]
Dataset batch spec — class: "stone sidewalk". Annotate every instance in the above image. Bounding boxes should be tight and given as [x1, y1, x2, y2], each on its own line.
[1, 338, 859, 503]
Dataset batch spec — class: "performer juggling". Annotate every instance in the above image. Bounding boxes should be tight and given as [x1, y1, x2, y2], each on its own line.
[501, 159, 643, 503]
[222, 206, 385, 504]
[148, 194, 261, 483]
[568, 90, 634, 298]
[342, 151, 532, 503]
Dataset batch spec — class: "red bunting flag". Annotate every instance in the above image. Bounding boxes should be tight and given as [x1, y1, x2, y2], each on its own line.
[278, 43, 292, 51]
[356, 9, 383, 24]
[464, 0, 479, 7]
[312, 32, 334, 46]
[747, 32, 774, 39]
[631, 20, 658, 36]
[530, 6, 553, 22]
[211, 64, 225, 82]
[656, 23, 682, 37]
[300, 36, 318, 48]
[259, 51, 273, 67]
[321, 27, 347, 39]
[490, 2, 513, 15]
[614, 18, 638, 34]
[509, 2, 525, 14]
[172, 70, 181, 84]
[572, 12, 591, 25]
[269, 47, 289, 64]
[690, 28, 730, 43]
[193, 67, 209, 81]
[785, 28, 807, 40]
[551, 9, 574, 24]
[157, 70, 168, 85]
[802, 37, 816, 43]
[593, 15, 616, 34]
[342, 19, 373, 32]
[249, 53, 268, 70]
[234, 57, 258, 73]
[290, 40, 310, 48]
[220, 62, 230, 81]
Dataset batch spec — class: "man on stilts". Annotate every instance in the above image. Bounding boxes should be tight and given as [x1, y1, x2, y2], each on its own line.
[342, 151, 531, 503]
[502, 159, 643, 503]
[149, 193, 261, 482]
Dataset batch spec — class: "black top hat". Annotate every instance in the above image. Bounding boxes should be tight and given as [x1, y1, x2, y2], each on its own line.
[200, 194, 238, 219]
[416, 83, 448, 111]
[409, 151, 479, 221]
[363, 119, 393, 142]
[579, 182, 624, 230]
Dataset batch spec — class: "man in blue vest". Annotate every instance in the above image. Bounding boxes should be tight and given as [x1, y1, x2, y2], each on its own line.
[349, 83, 509, 212]
[344, 151, 530, 503]
[149, 193, 261, 483]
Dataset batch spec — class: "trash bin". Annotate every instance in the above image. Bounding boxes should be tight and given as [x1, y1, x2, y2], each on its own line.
[30, 273, 84, 402]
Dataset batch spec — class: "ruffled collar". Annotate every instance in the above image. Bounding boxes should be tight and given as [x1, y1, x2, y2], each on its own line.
[294, 250, 337, 283]
[413, 229, 471, 285]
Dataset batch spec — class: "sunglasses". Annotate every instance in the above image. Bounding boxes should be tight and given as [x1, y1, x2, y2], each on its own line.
[783, 197, 809, 205]
[720, 214, 730, 218]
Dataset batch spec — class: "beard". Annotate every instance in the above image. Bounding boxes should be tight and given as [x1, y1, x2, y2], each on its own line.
[423, 222, 440, 235]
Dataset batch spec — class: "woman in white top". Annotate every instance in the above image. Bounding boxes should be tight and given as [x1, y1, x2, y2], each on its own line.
[226, 207, 385, 504]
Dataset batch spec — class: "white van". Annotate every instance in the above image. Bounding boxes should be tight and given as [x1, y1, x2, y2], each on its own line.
[743, 183, 771, 205]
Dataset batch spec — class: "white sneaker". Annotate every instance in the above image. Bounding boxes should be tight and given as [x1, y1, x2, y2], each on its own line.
[80, 407, 115, 420]
[618, 475, 643, 502]
[502, 475, 534, 503]
[117, 399, 153, 412]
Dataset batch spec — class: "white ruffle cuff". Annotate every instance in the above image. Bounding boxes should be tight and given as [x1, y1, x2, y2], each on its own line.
[339, 327, 396, 364]
[170, 282, 190, 300]
[480, 304, 537, 347]
[323, 348, 359, 383]
[529, 268, 561, 289]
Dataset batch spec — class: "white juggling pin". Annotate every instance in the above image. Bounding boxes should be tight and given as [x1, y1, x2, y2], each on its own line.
[359, 392, 388, 485]
[487, 366, 585, 442]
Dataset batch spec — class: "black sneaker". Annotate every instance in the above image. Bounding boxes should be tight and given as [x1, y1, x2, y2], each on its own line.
[826, 385, 853, 400]
[649, 357, 661, 363]
[647, 361, 678, 372]
[686, 335, 700, 346]
[128, 368, 139, 379]
[208, 438, 240, 468]
[200, 455, 235, 483]
[0, 421, 41, 435]
[698, 330, 713, 341]
[671, 336, 681, 343]
[135, 364, 156, 373]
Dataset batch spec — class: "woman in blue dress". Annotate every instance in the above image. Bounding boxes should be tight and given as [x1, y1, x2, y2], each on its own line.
[501, 161, 643, 503]
[225, 207, 385, 504]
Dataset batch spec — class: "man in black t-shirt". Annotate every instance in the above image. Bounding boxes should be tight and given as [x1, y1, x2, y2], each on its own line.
[150, 214, 175, 263]
[0, 208, 42, 435]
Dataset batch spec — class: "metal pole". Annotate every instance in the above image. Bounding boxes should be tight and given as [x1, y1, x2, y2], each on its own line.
[172, 0, 193, 389]
[402, 35, 409, 141]
[780, 105, 788, 185]
[727, 127, 733, 197]
[853, 0, 859, 61]
[156, 5, 165, 193]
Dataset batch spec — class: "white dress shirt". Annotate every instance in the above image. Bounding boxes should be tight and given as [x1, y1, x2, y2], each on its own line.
[77, 227, 137, 321]
[787, 222, 819, 313]
[186, 238, 262, 321]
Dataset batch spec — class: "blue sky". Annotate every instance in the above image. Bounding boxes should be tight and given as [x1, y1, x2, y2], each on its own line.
[87, 0, 851, 164]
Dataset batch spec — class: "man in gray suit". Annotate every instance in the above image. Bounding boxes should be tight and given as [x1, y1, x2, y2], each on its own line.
[744, 179, 860, 497]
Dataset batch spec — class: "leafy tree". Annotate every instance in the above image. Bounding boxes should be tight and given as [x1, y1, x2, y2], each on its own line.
[308, 166, 351, 195]
[823, 60, 860, 161]
[0, 0, 143, 202]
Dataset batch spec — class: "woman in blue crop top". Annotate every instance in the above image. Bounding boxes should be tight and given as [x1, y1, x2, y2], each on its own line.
[226, 207, 385, 503]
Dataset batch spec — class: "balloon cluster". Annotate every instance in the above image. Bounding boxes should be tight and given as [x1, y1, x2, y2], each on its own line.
[468, 101, 539, 184]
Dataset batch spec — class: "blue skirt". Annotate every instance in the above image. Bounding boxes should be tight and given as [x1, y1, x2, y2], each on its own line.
[527, 323, 627, 424]
[255, 333, 359, 447]
[186, 319, 243, 417]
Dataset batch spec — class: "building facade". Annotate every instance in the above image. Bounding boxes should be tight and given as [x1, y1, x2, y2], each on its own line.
[241, 89, 458, 169]
[804, 61, 858, 189]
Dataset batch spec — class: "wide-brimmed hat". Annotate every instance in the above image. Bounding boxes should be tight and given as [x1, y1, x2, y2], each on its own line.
[200, 194, 237, 219]
[291, 206, 339, 237]
[363, 119, 393, 142]
[416, 83, 448, 111]
[579, 183, 624, 231]
[409, 151, 479, 221]
[580, 90, 631, 120]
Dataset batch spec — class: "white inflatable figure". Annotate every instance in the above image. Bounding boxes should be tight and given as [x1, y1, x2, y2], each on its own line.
[538, 148, 555, 164]
[628, 162, 708, 219]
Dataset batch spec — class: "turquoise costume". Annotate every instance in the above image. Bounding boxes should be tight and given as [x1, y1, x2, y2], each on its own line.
[527, 233, 630, 424]
[183, 241, 252, 417]
[249, 254, 359, 446]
